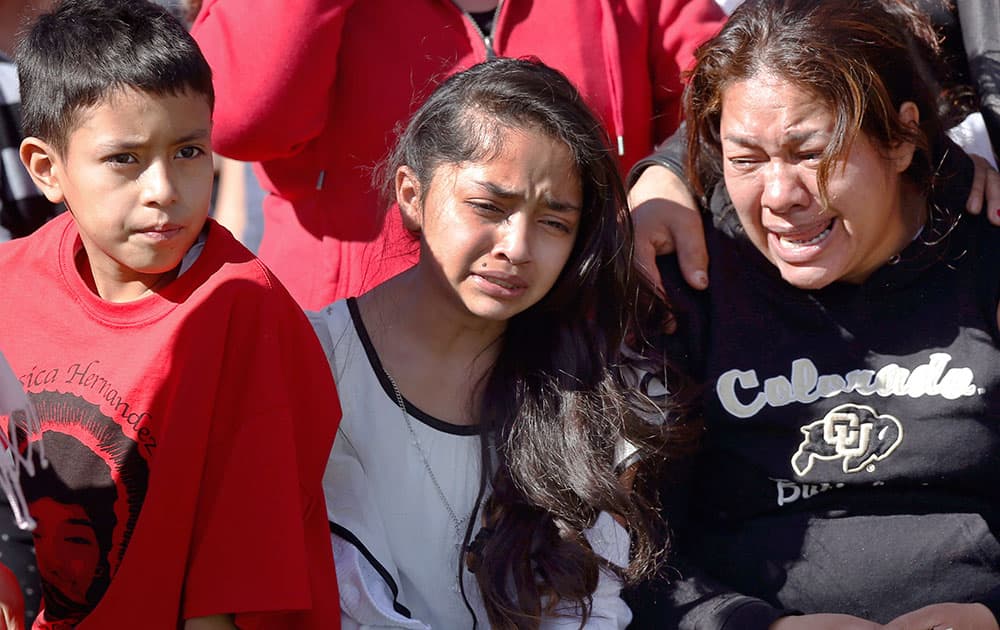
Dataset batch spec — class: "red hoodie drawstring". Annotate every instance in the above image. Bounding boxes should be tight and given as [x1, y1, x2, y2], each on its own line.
[599, 0, 626, 157]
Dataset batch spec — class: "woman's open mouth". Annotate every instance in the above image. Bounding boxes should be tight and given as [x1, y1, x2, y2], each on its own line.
[777, 218, 835, 248]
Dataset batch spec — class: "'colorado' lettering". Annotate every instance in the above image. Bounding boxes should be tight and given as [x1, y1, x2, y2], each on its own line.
[717, 353, 977, 419]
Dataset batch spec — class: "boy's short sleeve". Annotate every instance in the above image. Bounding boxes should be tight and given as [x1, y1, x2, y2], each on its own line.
[180, 279, 341, 627]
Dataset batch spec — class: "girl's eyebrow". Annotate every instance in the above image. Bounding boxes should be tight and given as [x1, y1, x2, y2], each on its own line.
[474, 180, 581, 212]
[544, 197, 582, 212]
[475, 180, 519, 199]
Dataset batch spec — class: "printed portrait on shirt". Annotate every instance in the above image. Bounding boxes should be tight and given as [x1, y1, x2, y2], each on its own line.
[17, 390, 150, 624]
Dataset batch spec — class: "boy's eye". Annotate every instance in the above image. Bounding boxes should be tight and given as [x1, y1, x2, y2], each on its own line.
[469, 200, 504, 216]
[176, 146, 205, 159]
[106, 153, 137, 165]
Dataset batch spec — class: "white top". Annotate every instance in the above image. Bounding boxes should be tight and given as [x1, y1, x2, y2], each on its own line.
[311, 299, 632, 629]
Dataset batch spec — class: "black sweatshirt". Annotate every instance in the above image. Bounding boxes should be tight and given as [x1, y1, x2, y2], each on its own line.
[628, 147, 1000, 629]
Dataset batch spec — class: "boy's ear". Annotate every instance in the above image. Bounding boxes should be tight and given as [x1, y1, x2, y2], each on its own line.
[396, 166, 422, 232]
[20, 137, 66, 204]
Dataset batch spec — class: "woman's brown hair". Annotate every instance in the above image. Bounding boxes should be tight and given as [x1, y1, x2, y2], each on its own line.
[684, 0, 952, 207]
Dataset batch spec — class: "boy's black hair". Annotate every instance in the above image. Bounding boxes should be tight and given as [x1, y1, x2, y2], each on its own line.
[15, 0, 214, 154]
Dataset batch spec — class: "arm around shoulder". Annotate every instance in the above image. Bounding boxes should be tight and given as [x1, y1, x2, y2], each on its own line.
[627, 126, 709, 292]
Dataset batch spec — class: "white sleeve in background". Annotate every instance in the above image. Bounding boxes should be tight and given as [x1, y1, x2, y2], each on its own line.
[715, 0, 743, 15]
[947, 111, 998, 168]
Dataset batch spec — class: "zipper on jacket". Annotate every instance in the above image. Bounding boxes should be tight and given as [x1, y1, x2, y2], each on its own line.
[451, 0, 504, 59]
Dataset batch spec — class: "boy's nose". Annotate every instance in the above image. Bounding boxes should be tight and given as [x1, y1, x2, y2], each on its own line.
[140, 160, 179, 207]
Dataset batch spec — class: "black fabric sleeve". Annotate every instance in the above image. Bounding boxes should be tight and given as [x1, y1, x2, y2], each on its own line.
[625, 121, 726, 214]
[626, 464, 798, 630]
[629, 576, 796, 630]
[626, 457, 799, 630]
[973, 209, 1000, 343]
[627, 121, 689, 189]
[626, 465, 798, 630]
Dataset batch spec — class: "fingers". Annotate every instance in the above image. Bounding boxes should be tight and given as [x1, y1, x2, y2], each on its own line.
[884, 609, 939, 630]
[967, 154, 986, 216]
[986, 158, 1000, 225]
[966, 154, 1000, 225]
[885, 602, 999, 630]
[769, 613, 883, 630]
[633, 238, 664, 296]
[628, 164, 709, 291]
[672, 212, 709, 290]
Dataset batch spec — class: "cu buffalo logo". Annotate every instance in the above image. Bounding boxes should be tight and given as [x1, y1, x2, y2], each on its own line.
[791, 403, 902, 476]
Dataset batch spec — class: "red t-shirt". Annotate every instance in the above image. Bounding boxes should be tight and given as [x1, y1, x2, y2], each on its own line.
[0, 213, 341, 629]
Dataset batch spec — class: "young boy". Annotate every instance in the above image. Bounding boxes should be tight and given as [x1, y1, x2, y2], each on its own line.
[0, 0, 341, 627]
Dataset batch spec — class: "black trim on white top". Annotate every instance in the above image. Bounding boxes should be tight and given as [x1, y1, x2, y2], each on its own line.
[347, 297, 480, 436]
[329, 521, 414, 619]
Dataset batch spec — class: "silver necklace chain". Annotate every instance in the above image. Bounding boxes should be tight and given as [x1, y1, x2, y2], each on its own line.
[385, 373, 471, 540]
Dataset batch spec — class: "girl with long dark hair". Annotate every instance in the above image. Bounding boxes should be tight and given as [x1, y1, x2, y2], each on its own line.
[310, 57, 690, 629]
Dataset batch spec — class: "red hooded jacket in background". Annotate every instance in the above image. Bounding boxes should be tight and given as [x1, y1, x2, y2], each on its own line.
[191, 0, 726, 310]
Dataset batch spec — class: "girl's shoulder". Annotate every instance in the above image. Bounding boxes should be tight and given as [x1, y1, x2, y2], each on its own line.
[306, 298, 365, 384]
[308, 298, 353, 350]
